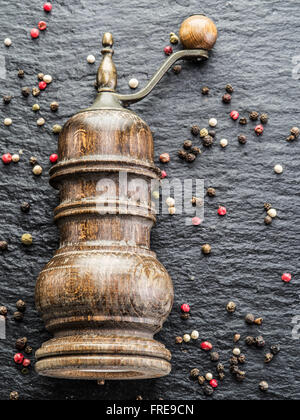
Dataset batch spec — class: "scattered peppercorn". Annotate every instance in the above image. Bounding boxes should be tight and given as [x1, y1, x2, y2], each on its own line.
[198, 376, 205, 385]
[30, 28, 40, 39]
[39, 81, 47, 90]
[218, 206, 227, 216]
[13, 311, 24, 322]
[230, 356, 239, 366]
[216, 363, 225, 373]
[199, 128, 208, 138]
[218, 372, 225, 381]
[245, 313, 255, 325]
[38, 73, 44, 81]
[190, 146, 201, 156]
[20, 202, 30, 213]
[3, 95, 12, 104]
[259, 381, 269, 392]
[226, 301, 236, 313]
[33, 165, 43, 176]
[290, 127, 299, 138]
[181, 313, 190, 320]
[225, 84, 234, 93]
[230, 365, 239, 374]
[21, 233, 33, 245]
[264, 216, 272, 225]
[183, 334, 191, 343]
[183, 140, 193, 150]
[270, 344, 280, 355]
[203, 135, 214, 147]
[178, 149, 187, 160]
[255, 336, 265, 348]
[207, 187, 216, 197]
[286, 135, 295, 142]
[24, 346, 33, 355]
[249, 111, 259, 121]
[255, 124, 264, 135]
[32, 104, 40, 112]
[239, 117, 248, 125]
[4, 118, 12, 126]
[203, 385, 214, 396]
[209, 118, 218, 127]
[172, 64, 182, 74]
[238, 134, 247, 144]
[38, 21, 47, 31]
[44, 2, 53, 12]
[18, 69, 25, 78]
[16, 300, 26, 312]
[10, 391, 19, 400]
[205, 372, 213, 381]
[16, 337, 27, 351]
[201, 341, 213, 351]
[238, 354, 246, 364]
[191, 125, 200, 136]
[264, 202, 272, 211]
[281, 273, 292, 283]
[232, 348, 241, 356]
[267, 208, 277, 218]
[191, 330, 199, 340]
[164, 46, 173, 56]
[210, 352, 220, 362]
[264, 353, 274, 363]
[0, 306, 8, 316]
[222, 93, 231, 104]
[190, 368, 200, 378]
[202, 244, 211, 255]
[260, 113, 268, 124]
[181, 303, 190, 313]
[0, 241, 8, 251]
[50, 101, 59, 112]
[186, 153, 196, 162]
[22, 358, 31, 368]
[22, 87, 30, 97]
[2, 153, 12, 164]
[235, 370, 246, 382]
[169, 32, 179, 44]
[53, 124, 62, 133]
[220, 138, 228, 148]
[201, 86, 210, 95]
[245, 336, 255, 346]
[230, 110, 239, 120]
[234, 334, 241, 343]
[254, 317, 263, 325]
[49, 153, 58, 164]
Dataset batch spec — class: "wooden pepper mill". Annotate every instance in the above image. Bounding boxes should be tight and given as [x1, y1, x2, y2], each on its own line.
[35, 15, 218, 380]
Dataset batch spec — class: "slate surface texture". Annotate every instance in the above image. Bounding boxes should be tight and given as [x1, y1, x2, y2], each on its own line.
[0, 0, 299, 400]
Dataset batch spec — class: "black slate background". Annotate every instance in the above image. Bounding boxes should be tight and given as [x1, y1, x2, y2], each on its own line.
[0, 0, 299, 400]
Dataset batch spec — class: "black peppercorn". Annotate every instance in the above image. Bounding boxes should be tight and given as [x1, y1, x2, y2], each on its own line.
[225, 84, 234, 93]
[210, 352, 220, 362]
[249, 111, 259, 121]
[0, 306, 8, 316]
[238, 134, 247, 144]
[260, 113, 268, 124]
[230, 365, 239, 374]
[50, 102, 59, 112]
[16, 300, 26, 312]
[178, 150, 187, 160]
[18, 69, 25, 78]
[238, 354, 246, 364]
[172, 64, 182, 74]
[239, 117, 248, 125]
[186, 153, 196, 162]
[21, 87, 31, 97]
[207, 187, 216, 197]
[20, 202, 30, 213]
[255, 336, 265, 348]
[3, 95, 12, 104]
[264, 216, 272, 225]
[191, 125, 200, 136]
[13, 311, 24, 322]
[270, 344, 281, 355]
[217, 363, 225, 373]
[16, 337, 28, 351]
[245, 313, 255, 324]
[24, 345, 33, 355]
[180, 312, 190, 320]
[203, 135, 214, 147]
[245, 336, 255, 346]
[183, 140, 193, 150]
[203, 385, 214, 396]
[201, 86, 210, 95]
[230, 356, 239, 366]
[235, 370, 246, 382]
[218, 372, 225, 381]
[0, 241, 8, 251]
[190, 146, 201, 156]
[190, 368, 200, 378]
[264, 353, 274, 363]
[208, 130, 216, 138]
[222, 93, 231, 104]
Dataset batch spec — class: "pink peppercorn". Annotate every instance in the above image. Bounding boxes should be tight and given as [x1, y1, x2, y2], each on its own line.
[161, 170, 167, 179]
[181, 303, 190, 313]
[49, 153, 58, 163]
[255, 124, 264, 135]
[38, 21, 47, 31]
[164, 46, 173, 56]
[2, 153, 12, 164]
[39, 81, 47, 90]
[14, 353, 24, 365]
[282, 273, 292, 283]
[43, 2, 52, 12]
[210, 379, 218, 388]
[22, 359, 31, 367]
[30, 28, 40, 39]
[230, 110, 239, 120]
[218, 206, 227, 216]
[192, 217, 202, 226]
[201, 341, 213, 351]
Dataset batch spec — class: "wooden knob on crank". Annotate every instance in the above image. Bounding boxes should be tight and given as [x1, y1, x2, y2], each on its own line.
[179, 15, 218, 50]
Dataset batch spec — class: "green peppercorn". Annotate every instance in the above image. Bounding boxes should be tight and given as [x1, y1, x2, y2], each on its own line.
[21, 368, 29, 375]
[16, 299, 26, 312]
[210, 352, 220, 362]
[203, 135, 214, 147]
[21, 87, 31, 97]
[32, 103, 40, 112]
[16, 337, 28, 350]
[0, 241, 8, 251]
[3, 95, 12, 104]
[18, 69, 25, 78]
[201, 86, 210, 95]
[191, 125, 200, 136]
[239, 117, 248, 125]
[9, 391, 19, 400]
[169, 32, 179, 44]
[13, 311, 24, 322]
[172, 65, 182, 74]
[183, 140, 193, 150]
[207, 187, 216, 197]
[178, 150, 187, 160]
[225, 84, 234, 93]
[245, 313, 255, 324]
[0, 306, 8, 316]
[238, 134, 247, 144]
[21, 233, 32, 246]
[270, 344, 281, 355]
[52, 124, 62, 134]
[249, 111, 259, 121]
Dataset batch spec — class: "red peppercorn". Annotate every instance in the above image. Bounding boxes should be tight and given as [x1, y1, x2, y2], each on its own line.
[14, 353, 24, 365]
[161, 170, 167, 179]
[43, 2, 52, 12]
[30, 28, 40, 39]
[164, 46, 173, 56]
[2, 153, 12, 164]
[38, 21, 47, 31]
[255, 124, 264, 136]
[230, 110, 239, 120]
[49, 153, 58, 163]
[181, 303, 190, 313]
[201, 341, 213, 351]
[210, 379, 218, 388]
[192, 217, 202, 226]
[22, 358, 31, 367]
[39, 81, 47, 90]
[218, 206, 227, 216]
[282, 273, 292, 283]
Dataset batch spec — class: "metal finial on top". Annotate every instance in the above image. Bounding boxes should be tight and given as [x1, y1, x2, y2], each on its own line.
[97, 32, 117, 92]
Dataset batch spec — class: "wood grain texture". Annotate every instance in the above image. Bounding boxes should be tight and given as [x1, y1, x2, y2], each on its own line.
[179, 15, 218, 50]
[35, 107, 174, 380]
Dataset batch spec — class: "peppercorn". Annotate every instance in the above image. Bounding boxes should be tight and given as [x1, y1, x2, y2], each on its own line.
[201, 341, 213, 351]
[264, 202, 272, 211]
[230, 356, 239, 366]
[190, 146, 201, 155]
[220, 138, 228, 148]
[264, 216, 272, 225]
[16, 337, 28, 350]
[190, 368, 200, 378]
[218, 206, 227, 216]
[245, 336, 255, 346]
[10, 391, 19, 400]
[191, 125, 200, 136]
[255, 124, 264, 135]
[230, 110, 239, 120]
[238, 134, 247, 144]
[254, 317, 263, 325]
[13, 311, 24, 322]
[210, 352, 220, 362]
[230, 365, 239, 374]
[178, 149, 187, 160]
[201, 244, 211, 255]
[32, 104, 40, 112]
[3, 95, 12, 104]
[286, 134, 295, 142]
[207, 187, 216, 197]
[274, 164, 283, 174]
[270, 344, 280, 355]
[291, 127, 300, 138]
[24, 346, 33, 355]
[205, 372, 213, 381]
[198, 376, 205, 385]
[87, 54, 96, 65]
[216, 363, 225, 373]
[44, 75, 53, 84]
[33, 165, 43, 176]
[191, 197, 202, 207]
[32, 87, 40, 97]
[249, 111, 259, 121]
[50, 101, 59, 112]
[235, 370, 246, 382]
[225, 84, 234, 93]
[38, 73, 44, 81]
[202, 86, 210, 95]
[0, 306, 8, 316]
[238, 354, 246, 364]
[203, 135, 214, 147]
[199, 128, 208, 138]
[181, 313, 190, 320]
[169, 32, 179, 44]
[164, 45, 173, 55]
[267, 208, 277, 218]
[0, 241, 8, 251]
[18, 69, 25, 78]
[245, 313, 255, 325]
[20, 202, 30, 213]
[232, 348, 241, 356]
[255, 336, 265, 348]
[37, 118, 45, 127]
[186, 153, 196, 162]
[260, 113, 268, 124]
[259, 381, 269, 392]
[31, 28, 40, 39]
[191, 330, 199, 340]
[183, 334, 191, 343]
[172, 64, 182, 74]
[226, 301, 236, 313]
[21, 233, 33, 246]
[21, 368, 30, 375]
[264, 353, 274, 363]
[234, 334, 241, 343]
[183, 140, 193, 150]
[53, 124, 62, 134]
[168, 207, 176, 215]
[22, 358, 31, 368]
[22, 87, 30, 97]
[222, 93, 231, 104]
[203, 385, 214, 396]
[4, 118, 12, 126]
[218, 372, 225, 381]
[209, 118, 218, 127]
[16, 300, 26, 312]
